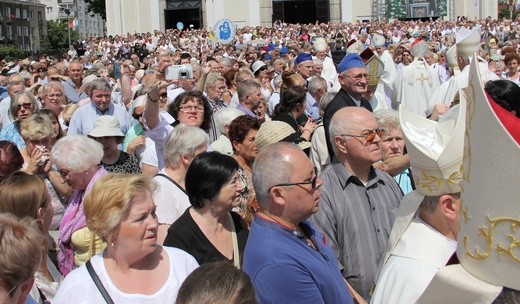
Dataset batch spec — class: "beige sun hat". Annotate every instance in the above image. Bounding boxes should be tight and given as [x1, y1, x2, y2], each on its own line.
[80, 74, 98, 92]
[88, 116, 124, 138]
[255, 120, 311, 151]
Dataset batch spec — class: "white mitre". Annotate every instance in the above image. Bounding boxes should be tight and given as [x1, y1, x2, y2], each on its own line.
[417, 56, 520, 304]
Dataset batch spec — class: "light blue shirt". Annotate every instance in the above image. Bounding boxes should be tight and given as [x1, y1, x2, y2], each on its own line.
[67, 102, 131, 136]
[62, 79, 89, 104]
[305, 92, 321, 121]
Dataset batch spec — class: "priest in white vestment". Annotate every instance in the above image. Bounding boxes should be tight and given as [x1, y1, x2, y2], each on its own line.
[371, 100, 466, 304]
[372, 34, 397, 108]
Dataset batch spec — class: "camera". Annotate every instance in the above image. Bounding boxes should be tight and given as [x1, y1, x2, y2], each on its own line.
[165, 65, 193, 80]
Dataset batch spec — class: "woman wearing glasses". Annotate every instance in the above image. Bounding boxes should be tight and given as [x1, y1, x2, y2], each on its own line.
[164, 151, 249, 267]
[0, 91, 39, 149]
[144, 87, 212, 170]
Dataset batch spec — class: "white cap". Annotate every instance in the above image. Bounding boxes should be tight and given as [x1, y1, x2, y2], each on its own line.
[372, 34, 385, 48]
[251, 60, 267, 74]
[455, 28, 480, 57]
[314, 38, 328, 52]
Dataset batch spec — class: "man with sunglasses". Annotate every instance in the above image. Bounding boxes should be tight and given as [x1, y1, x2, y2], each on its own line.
[323, 53, 373, 160]
[244, 142, 356, 304]
[311, 107, 403, 301]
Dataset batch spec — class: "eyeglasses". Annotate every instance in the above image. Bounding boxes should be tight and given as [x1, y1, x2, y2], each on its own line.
[347, 73, 370, 81]
[269, 167, 318, 191]
[179, 105, 204, 113]
[340, 129, 384, 145]
[17, 102, 33, 110]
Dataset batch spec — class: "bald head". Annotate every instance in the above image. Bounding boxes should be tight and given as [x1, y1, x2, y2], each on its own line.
[329, 107, 381, 164]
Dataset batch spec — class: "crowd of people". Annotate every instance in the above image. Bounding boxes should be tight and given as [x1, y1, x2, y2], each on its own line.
[0, 15, 519, 304]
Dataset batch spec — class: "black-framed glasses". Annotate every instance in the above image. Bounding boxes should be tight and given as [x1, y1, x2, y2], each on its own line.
[269, 167, 318, 191]
[340, 129, 384, 145]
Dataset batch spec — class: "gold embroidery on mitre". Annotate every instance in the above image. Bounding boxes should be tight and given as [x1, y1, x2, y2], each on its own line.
[415, 170, 462, 194]
[464, 216, 520, 264]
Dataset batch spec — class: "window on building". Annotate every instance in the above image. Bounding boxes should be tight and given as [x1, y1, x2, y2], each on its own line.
[0, 26, 3, 39]
[7, 26, 12, 39]
[6, 7, 11, 20]
[22, 9, 27, 19]
[46, 7, 52, 14]
[30, 10, 33, 18]
[17, 26, 21, 35]
[23, 26, 28, 36]
[16, 8, 20, 18]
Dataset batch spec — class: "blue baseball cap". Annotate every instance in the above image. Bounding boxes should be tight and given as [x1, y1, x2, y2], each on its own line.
[337, 53, 365, 74]
[280, 47, 289, 55]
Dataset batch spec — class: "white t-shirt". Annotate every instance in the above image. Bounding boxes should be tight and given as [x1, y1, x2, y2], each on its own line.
[53, 247, 198, 304]
[153, 169, 191, 225]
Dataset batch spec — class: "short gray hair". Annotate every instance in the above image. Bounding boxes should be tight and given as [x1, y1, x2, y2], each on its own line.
[164, 124, 209, 168]
[214, 108, 244, 136]
[308, 76, 328, 95]
[328, 110, 353, 157]
[418, 193, 460, 214]
[51, 135, 103, 171]
[89, 78, 112, 93]
[373, 109, 401, 131]
[237, 79, 261, 103]
[204, 72, 226, 91]
[252, 142, 298, 210]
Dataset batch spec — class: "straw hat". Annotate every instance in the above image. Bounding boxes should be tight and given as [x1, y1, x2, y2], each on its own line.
[255, 120, 311, 151]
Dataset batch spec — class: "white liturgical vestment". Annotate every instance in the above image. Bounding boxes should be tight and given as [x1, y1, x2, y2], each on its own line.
[376, 50, 397, 107]
[392, 59, 441, 117]
[370, 217, 456, 304]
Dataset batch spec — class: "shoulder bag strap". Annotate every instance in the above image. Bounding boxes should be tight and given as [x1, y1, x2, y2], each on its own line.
[228, 213, 240, 269]
[86, 260, 115, 304]
[155, 173, 187, 195]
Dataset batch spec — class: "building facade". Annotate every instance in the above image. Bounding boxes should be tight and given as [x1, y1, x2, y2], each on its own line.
[0, 0, 46, 51]
[105, 0, 499, 36]
[40, 0, 105, 38]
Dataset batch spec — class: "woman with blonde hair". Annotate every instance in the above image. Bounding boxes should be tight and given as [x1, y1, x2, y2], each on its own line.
[41, 81, 68, 130]
[0, 172, 62, 303]
[20, 113, 70, 229]
[0, 213, 44, 304]
[54, 173, 198, 303]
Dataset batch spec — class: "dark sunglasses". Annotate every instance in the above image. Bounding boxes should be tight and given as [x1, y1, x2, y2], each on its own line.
[268, 167, 318, 191]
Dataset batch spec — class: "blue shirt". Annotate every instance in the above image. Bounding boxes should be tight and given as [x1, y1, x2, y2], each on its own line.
[62, 79, 89, 104]
[244, 215, 354, 304]
[67, 102, 131, 136]
[236, 104, 259, 118]
[0, 121, 24, 148]
[305, 92, 321, 121]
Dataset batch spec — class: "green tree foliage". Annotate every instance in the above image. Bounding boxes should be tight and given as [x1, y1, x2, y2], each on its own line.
[84, 0, 106, 21]
[0, 45, 30, 61]
[42, 20, 79, 51]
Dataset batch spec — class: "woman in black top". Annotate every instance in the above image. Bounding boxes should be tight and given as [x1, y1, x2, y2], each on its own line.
[272, 85, 316, 142]
[164, 151, 249, 267]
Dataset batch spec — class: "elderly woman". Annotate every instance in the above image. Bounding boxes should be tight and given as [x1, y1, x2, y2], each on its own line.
[20, 113, 69, 230]
[503, 52, 520, 86]
[373, 109, 414, 195]
[0, 213, 44, 304]
[228, 115, 260, 220]
[164, 152, 249, 267]
[51, 135, 108, 276]
[0, 91, 39, 149]
[38, 108, 64, 146]
[53, 174, 199, 303]
[0, 172, 63, 303]
[144, 88, 212, 170]
[88, 116, 141, 174]
[154, 124, 208, 243]
[41, 81, 68, 130]
[211, 108, 245, 155]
